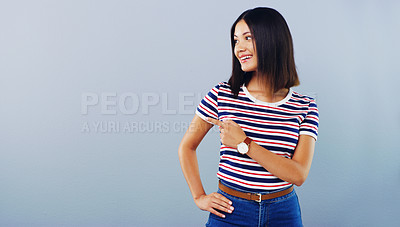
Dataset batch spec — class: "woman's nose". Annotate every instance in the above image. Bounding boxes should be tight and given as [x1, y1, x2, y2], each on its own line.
[236, 41, 246, 53]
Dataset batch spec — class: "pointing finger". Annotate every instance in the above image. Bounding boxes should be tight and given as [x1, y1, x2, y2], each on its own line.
[205, 117, 223, 127]
[223, 119, 235, 124]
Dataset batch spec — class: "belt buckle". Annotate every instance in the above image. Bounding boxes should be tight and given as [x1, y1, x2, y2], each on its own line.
[255, 193, 262, 202]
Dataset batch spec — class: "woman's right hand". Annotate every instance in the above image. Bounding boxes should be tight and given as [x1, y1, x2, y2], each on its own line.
[194, 192, 234, 218]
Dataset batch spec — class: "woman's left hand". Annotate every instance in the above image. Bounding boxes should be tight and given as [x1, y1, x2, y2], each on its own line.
[205, 117, 247, 148]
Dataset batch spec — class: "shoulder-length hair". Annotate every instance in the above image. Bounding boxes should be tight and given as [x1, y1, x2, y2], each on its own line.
[228, 7, 300, 97]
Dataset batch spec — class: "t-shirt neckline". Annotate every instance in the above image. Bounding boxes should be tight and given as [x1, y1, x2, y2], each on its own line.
[241, 84, 293, 107]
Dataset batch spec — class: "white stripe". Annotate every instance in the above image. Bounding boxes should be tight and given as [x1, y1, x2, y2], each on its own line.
[219, 163, 277, 179]
[220, 154, 261, 167]
[299, 131, 318, 141]
[217, 172, 291, 190]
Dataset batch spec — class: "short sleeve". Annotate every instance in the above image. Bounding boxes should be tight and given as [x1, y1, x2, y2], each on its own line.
[299, 99, 319, 141]
[195, 82, 222, 121]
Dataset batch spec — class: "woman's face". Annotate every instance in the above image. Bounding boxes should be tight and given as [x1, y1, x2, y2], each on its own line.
[234, 20, 258, 72]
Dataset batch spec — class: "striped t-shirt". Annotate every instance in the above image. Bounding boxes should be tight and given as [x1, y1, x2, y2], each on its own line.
[196, 81, 319, 193]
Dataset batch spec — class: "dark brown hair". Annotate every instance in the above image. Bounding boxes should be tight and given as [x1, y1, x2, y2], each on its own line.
[228, 7, 300, 97]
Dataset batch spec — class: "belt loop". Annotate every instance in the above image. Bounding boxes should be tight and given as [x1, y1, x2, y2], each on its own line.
[256, 193, 262, 202]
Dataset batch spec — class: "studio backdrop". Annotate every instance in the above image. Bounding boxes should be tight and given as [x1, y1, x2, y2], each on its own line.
[1, 0, 399, 226]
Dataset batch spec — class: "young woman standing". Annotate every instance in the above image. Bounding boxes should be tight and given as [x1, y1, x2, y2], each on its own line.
[179, 7, 319, 227]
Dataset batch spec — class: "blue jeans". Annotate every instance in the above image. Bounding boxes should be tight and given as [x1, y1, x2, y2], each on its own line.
[205, 188, 303, 227]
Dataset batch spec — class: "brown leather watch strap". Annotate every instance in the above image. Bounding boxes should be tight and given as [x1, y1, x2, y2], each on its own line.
[244, 137, 252, 145]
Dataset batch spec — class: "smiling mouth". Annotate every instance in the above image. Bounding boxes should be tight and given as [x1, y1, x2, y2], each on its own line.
[240, 55, 252, 63]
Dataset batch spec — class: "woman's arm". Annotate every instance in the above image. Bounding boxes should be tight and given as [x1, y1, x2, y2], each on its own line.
[178, 115, 234, 218]
[206, 117, 316, 186]
[247, 135, 315, 186]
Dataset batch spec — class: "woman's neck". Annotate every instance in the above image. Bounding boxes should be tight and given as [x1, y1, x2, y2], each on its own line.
[246, 73, 289, 103]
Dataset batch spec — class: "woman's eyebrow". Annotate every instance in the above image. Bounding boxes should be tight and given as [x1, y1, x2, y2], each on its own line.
[234, 32, 251, 37]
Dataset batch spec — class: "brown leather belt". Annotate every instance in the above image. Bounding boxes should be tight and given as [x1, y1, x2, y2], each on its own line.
[219, 181, 293, 202]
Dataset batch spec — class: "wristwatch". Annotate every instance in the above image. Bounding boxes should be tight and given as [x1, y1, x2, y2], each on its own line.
[237, 137, 252, 154]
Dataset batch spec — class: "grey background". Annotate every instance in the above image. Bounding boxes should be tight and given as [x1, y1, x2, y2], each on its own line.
[1, 0, 399, 226]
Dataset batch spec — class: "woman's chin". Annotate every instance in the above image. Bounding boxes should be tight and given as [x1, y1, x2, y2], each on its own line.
[241, 67, 256, 72]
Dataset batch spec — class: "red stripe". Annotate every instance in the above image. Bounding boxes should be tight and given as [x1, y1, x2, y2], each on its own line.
[285, 101, 309, 107]
[219, 163, 274, 177]
[219, 115, 298, 128]
[204, 96, 217, 109]
[252, 139, 296, 149]
[199, 105, 217, 118]
[307, 116, 319, 121]
[220, 146, 235, 150]
[221, 87, 309, 109]
[291, 92, 313, 102]
[219, 97, 304, 114]
[291, 97, 313, 103]
[300, 124, 318, 131]
[219, 87, 237, 94]
[219, 107, 294, 120]
[220, 143, 292, 155]
[217, 173, 292, 188]
[220, 149, 291, 158]
[221, 155, 258, 164]
[241, 125, 298, 138]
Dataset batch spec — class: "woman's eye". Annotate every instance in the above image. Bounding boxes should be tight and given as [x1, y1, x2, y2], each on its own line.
[234, 40, 239, 44]
[246, 36, 252, 40]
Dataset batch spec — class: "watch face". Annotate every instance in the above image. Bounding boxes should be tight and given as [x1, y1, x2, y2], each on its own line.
[237, 142, 248, 154]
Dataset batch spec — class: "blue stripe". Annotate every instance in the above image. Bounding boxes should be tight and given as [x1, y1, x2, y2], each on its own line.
[220, 158, 268, 172]
[199, 99, 217, 116]
[219, 168, 282, 183]
[220, 179, 290, 193]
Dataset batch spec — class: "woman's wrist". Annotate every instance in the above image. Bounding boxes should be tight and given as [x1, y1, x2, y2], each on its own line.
[193, 193, 207, 201]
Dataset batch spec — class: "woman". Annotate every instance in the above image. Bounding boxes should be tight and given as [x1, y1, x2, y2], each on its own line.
[178, 7, 319, 227]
